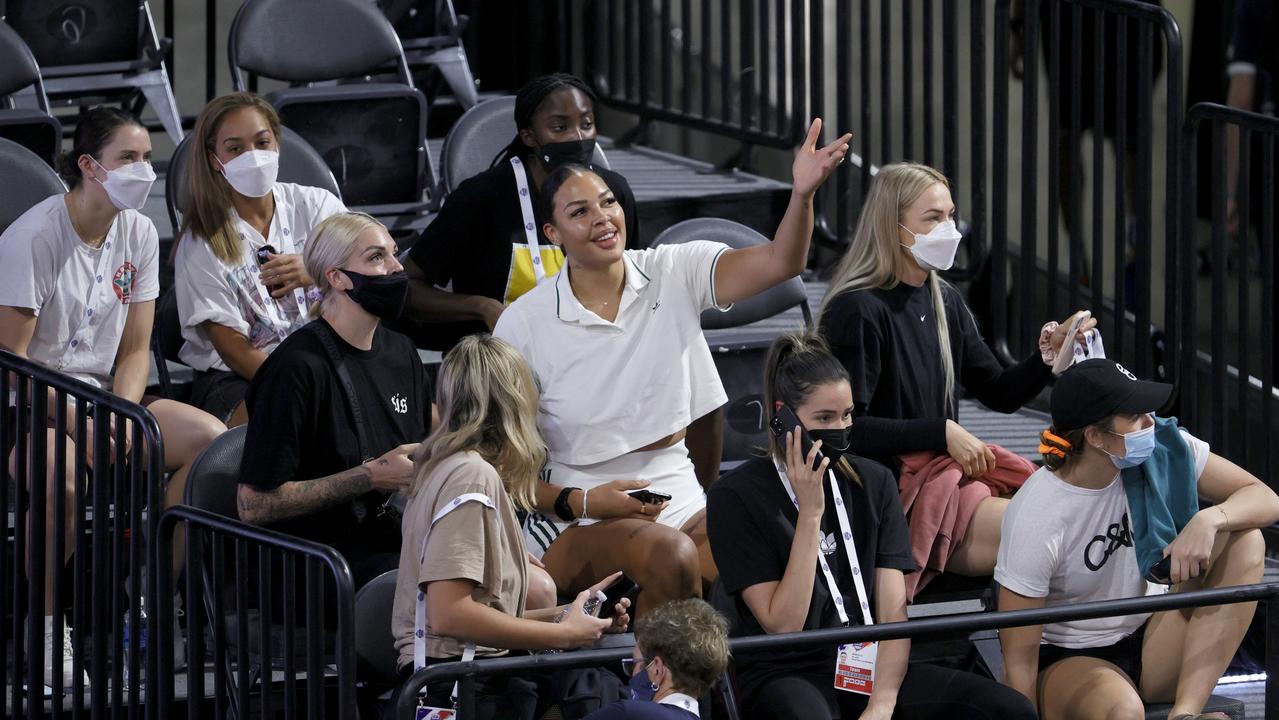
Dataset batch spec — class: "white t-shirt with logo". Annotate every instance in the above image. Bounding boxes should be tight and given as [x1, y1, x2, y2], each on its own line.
[0, 194, 159, 389]
[494, 241, 731, 466]
[174, 183, 345, 372]
[995, 429, 1209, 648]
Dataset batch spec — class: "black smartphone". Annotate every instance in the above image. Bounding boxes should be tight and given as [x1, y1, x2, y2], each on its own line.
[768, 404, 824, 469]
[1145, 556, 1173, 585]
[600, 575, 640, 619]
[627, 489, 672, 504]
[255, 243, 278, 266]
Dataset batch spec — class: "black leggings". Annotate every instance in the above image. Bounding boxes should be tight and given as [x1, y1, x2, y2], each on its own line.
[748, 663, 1036, 720]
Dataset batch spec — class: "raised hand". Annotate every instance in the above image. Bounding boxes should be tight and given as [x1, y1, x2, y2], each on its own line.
[791, 118, 852, 198]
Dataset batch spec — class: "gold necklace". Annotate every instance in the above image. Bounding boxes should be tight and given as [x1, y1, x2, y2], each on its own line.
[67, 196, 107, 248]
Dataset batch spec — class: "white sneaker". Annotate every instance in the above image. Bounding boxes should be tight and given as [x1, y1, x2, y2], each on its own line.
[43, 616, 89, 690]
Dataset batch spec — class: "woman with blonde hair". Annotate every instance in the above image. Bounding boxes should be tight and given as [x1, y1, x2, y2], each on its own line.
[175, 92, 345, 425]
[389, 334, 630, 719]
[236, 212, 429, 589]
[818, 162, 1095, 586]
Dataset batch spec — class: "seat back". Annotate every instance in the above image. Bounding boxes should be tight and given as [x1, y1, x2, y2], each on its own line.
[650, 218, 811, 330]
[0, 21, 46, 101]
[0, 137, 66, 235]
[229, 0, 411, 89]
[166, 125, 342, 235]
[353, 569, 400, 686]
[271, 85, 426, 208]
[3, 0, 140, 67]
[182, 425, 248, 519]
[440, 95, 610, 194]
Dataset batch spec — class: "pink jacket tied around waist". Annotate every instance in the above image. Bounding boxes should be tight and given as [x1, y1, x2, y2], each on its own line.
[897, 445, 1034, 600]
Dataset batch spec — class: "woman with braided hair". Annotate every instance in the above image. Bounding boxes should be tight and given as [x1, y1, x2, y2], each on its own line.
[402, 73, 639, 352]
[996, 359, 1279, 719]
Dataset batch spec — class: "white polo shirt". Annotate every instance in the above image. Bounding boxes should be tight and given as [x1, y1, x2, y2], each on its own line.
[495, 241, 732, 466]
[0, 194, 160, 389]
[174, 182, 345, 372]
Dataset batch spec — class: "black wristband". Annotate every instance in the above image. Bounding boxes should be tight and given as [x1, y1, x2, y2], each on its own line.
[553, 486, 579, 522]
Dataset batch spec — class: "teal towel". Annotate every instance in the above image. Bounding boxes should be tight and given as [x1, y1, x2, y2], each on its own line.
[1121, 416, 1200, 578]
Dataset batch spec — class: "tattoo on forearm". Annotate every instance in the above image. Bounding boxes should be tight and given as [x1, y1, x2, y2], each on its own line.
[240, 464, 373, 525]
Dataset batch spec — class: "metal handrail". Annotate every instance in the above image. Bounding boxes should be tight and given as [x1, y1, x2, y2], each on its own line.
[396, 581, 1279, 719]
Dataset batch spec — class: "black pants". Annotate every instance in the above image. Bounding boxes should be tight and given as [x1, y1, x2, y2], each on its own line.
[748, 663, 1036, 720]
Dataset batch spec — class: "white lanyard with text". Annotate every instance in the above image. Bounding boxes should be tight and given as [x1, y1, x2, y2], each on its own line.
[774, 459, 879, 695]
[414, 492, 494, 716]
[509, 157, 548, 285]
[57, 225, 119, 370]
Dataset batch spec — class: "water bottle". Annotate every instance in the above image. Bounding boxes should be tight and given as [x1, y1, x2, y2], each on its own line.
[122, 596, 148, 690]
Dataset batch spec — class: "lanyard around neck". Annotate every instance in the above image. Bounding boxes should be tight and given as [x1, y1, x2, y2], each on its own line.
[510, 156, 548, 285]
[773, 459, 873, 627]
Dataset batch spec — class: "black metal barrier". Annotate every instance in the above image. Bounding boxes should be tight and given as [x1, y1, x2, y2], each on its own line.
[396, 581, 1279, 720]
[155, 504, 358, 719]
[1, 348, 165, 719]
[1180, 103, 1279, 486]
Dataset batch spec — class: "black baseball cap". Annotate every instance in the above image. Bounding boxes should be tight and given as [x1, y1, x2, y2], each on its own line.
[1050, 359, 1172, 431]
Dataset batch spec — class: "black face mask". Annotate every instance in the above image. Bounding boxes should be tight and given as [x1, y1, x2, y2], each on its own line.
[808, 427, 852, 464]
[340, 269, 408, 321]
[536, 138, 597, 172]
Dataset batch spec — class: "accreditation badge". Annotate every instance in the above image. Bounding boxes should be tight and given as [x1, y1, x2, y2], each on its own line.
[415, 703, 455, 719]
[834, 641, 877, 695]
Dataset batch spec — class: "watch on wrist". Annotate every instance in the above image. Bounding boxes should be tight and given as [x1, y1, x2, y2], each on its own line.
[554, 486, 579, 522]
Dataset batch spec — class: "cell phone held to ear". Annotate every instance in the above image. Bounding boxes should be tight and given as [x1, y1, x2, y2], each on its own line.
[769, 404, 825, 470]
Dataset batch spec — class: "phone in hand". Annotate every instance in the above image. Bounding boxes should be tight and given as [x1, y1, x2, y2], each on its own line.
[627, 489, 672, 505]
[769, 404, 825, 470]
[255, 243, 278, 266]
[599, 575, 640, 620]
[1145, 556, 1173, 585]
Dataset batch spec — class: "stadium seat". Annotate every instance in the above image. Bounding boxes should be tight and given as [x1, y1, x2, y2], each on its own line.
[0, 22, 62, 167]
[228, 0, 433, 224]
[2, 0, 183, 144]
[377, 0, 479, 110]
[182, 424, 247, 519]
[149, 287, 186, 400]
[354, 569, 400, 714]
[439, 95, 611, 195]
[651, 218, 811, 469]
[0, 136, 66, 235]
[166, 125, 342, 238]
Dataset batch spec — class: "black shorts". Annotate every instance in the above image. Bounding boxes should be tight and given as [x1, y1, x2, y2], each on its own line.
[1039, 621, 1147, 683]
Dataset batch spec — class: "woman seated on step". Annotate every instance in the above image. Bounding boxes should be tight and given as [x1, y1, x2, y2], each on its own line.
[390, 334, 629, 720]
[493, 118, 851, 614]
[997, 358, 1279, 720]
[817, 161, 1097, 597]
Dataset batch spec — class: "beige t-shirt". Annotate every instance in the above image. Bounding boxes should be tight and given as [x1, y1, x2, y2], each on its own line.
[392, 451, 529, 670]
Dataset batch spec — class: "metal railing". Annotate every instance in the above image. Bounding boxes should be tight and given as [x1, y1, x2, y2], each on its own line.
[577, 0, 1182, 383]
[155, 505, 358, 719]
[1180, 102, 1279, 485]
[396, 581, 1279, 720]
[1, 348, 165, 719]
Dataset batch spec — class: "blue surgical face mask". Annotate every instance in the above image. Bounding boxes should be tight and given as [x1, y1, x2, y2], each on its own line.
[1104, 418, 1157, 469]
[629, 666, 658, 702]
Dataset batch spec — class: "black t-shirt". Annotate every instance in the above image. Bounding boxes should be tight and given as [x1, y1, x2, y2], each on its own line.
[239, 319, 432, 546]
[819, 281, 1052, 464]
[1232, 0, 1279, 113]
[706, 455, 915, 697]
[407, 158, 640, 350]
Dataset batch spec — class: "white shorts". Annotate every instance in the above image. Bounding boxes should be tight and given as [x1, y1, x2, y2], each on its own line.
[523, 440, 706, 559]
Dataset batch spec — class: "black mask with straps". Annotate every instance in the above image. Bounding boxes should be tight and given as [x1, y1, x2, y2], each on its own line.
[536, 138, 597, 172]
[340, 269, 409, 321]
[808, 426, 852, 464]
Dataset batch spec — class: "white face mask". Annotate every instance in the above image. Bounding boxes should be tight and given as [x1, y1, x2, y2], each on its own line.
[217, 149, 279, 198]
[90, 157, 156, 211]
[900, 218, 963, 272]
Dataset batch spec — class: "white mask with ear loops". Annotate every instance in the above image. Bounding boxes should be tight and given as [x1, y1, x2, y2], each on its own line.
[900, 219, 962, 272]
[218, 149, 279, 198]
[91, 158, 156, 211]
